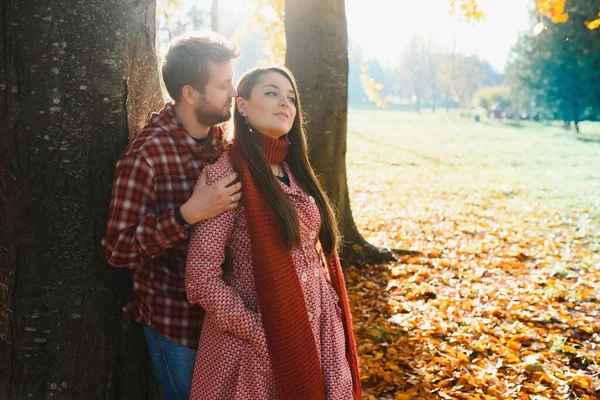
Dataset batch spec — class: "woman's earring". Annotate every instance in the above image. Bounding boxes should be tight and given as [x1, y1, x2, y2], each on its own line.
[285, 133, 290, 145]
[245, 116, 253, 132]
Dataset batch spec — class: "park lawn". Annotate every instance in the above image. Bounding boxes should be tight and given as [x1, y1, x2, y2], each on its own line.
[344, 109, 600, 399]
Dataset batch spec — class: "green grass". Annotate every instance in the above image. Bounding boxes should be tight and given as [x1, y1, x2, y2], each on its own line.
[347, 109, 600, 213]
[346, 108, 600, 256]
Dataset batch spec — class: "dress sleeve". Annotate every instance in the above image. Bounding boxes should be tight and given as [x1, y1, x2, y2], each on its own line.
[185, 164, 264, 345]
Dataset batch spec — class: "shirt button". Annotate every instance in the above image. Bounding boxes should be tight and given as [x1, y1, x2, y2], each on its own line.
[309, 231, 316, 240]
[313, 269, 320, 277]
[308, 312, 313, 321]
[301, 272, 308, 282]
[308, 196, 315, 203]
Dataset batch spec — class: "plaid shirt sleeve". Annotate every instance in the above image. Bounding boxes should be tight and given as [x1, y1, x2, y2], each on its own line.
[102, 152, 187, 269]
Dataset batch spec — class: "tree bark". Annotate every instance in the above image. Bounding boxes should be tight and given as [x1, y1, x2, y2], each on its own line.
[0, 0, 162, 398]
[284, 0, 394, 265]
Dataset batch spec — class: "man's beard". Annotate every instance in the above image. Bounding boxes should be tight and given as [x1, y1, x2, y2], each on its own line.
[194, 96, 231, 126]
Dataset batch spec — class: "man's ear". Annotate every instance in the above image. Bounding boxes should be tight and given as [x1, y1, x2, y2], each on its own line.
[180, 85, 197, 106]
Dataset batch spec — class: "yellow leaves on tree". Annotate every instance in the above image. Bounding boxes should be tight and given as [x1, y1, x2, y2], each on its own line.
[536, 0, 600, 29]
[452, 0, 599, 29]
[351, 55, 388, 109]
[252, 0, 286, 65]
[585, 12, 600, 30]
[447, 0, 485, 22]
[536, 0, 569, 23]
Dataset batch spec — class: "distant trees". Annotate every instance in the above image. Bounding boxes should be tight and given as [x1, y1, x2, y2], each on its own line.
[385, 36, 503, 112]
[505, 0, 600, 132]
[347, 36, 503, 112]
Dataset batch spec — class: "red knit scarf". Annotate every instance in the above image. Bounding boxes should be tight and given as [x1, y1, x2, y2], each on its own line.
[230, 132, 361, 400]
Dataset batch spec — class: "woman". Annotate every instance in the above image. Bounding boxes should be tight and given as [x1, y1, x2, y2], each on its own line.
[185, 66, 361, 400]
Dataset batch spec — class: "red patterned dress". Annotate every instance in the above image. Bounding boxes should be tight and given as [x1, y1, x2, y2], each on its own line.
[185, 152, 353, 399]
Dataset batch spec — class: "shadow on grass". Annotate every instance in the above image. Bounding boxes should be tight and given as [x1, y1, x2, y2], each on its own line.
[350, 130, 452, 166]
[576, 136, 600, 145]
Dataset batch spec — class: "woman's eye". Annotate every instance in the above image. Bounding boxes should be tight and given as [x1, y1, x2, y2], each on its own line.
[288, 97, 297, 104]
[265, 91, 277, 96]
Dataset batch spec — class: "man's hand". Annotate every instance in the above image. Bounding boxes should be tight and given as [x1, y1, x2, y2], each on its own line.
[179, 170, 242, 225]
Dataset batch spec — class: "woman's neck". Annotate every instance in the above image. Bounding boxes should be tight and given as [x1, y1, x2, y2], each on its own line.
[270, 163, 284, 177]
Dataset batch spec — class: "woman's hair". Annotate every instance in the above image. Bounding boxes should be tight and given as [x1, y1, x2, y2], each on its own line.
[233, 66, 340, 256]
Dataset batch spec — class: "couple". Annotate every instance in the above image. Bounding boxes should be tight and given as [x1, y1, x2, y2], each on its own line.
[102, 32, 360, 400]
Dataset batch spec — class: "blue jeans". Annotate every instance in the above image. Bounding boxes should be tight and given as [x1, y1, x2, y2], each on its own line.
[143, 324, 197, 400]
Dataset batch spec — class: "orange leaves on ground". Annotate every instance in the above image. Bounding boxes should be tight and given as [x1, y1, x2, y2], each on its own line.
[347, 241, 600, 398]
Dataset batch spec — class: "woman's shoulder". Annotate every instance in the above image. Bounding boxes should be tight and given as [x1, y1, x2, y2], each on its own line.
[204, 151, 235, 185]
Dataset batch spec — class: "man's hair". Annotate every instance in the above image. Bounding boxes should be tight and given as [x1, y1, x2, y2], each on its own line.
[161, 32, 239, 101]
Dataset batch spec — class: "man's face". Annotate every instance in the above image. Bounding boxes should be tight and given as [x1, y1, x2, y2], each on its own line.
[194, 61, 236, 126]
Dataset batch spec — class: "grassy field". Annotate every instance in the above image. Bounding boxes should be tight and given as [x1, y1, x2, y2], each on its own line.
[344, 109, 600, 399]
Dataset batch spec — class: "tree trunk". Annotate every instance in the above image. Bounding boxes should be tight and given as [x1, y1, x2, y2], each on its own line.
[572, 102, 581, 134]
[284, 0, 394, 265]
[0, 0, 162, 398]
[212, 0, 219, 32]
[431, 82, 436, 113]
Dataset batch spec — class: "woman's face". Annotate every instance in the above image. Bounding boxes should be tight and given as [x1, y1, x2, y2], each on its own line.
[237, 71, 297, 139]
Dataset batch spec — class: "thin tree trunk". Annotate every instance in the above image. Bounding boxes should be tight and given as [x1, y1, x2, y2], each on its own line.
[573, 101, 581, 134]
[284, 0, 394, 265]
[212, 0, 219, 32]
[192, 5, 198, 30]
[431, 82, 436, 112]
[0, 0, 162, 398]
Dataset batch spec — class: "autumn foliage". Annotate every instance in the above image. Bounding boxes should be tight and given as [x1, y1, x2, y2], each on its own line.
[450, 0, 600, 29]
[345, 111, 600, 399]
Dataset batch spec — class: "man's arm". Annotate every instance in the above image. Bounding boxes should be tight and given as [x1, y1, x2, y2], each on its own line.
[101, 153, 243, 270]
[101, 153, 186, 269]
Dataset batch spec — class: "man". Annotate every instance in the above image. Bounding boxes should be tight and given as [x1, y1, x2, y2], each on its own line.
[102, 33, 241, 399]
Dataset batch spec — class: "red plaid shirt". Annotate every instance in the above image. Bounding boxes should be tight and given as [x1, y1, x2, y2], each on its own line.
[102, 103, 226, 348]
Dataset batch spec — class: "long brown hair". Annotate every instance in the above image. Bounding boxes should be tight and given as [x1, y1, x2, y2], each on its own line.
[232, 66, 340, 256]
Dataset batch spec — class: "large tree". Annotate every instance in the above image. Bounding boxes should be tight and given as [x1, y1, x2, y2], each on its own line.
[0, 0, 162, 398]
[284, 0, 395, 264]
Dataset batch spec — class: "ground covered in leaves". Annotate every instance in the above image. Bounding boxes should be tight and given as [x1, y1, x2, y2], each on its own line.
[345, 111, 600, 399]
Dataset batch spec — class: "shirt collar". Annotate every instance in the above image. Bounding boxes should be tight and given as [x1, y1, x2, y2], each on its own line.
[151, 102, 225, 160]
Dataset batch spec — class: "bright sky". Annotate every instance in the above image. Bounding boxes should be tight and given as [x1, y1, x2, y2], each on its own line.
[345, 0, 533, 72]
[194, 0, 534, 73]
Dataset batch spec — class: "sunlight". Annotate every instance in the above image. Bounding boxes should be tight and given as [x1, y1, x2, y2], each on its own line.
[345, 0, 531, 72]
[256, 3, 280, 22]
[533, 20, 546, 35]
